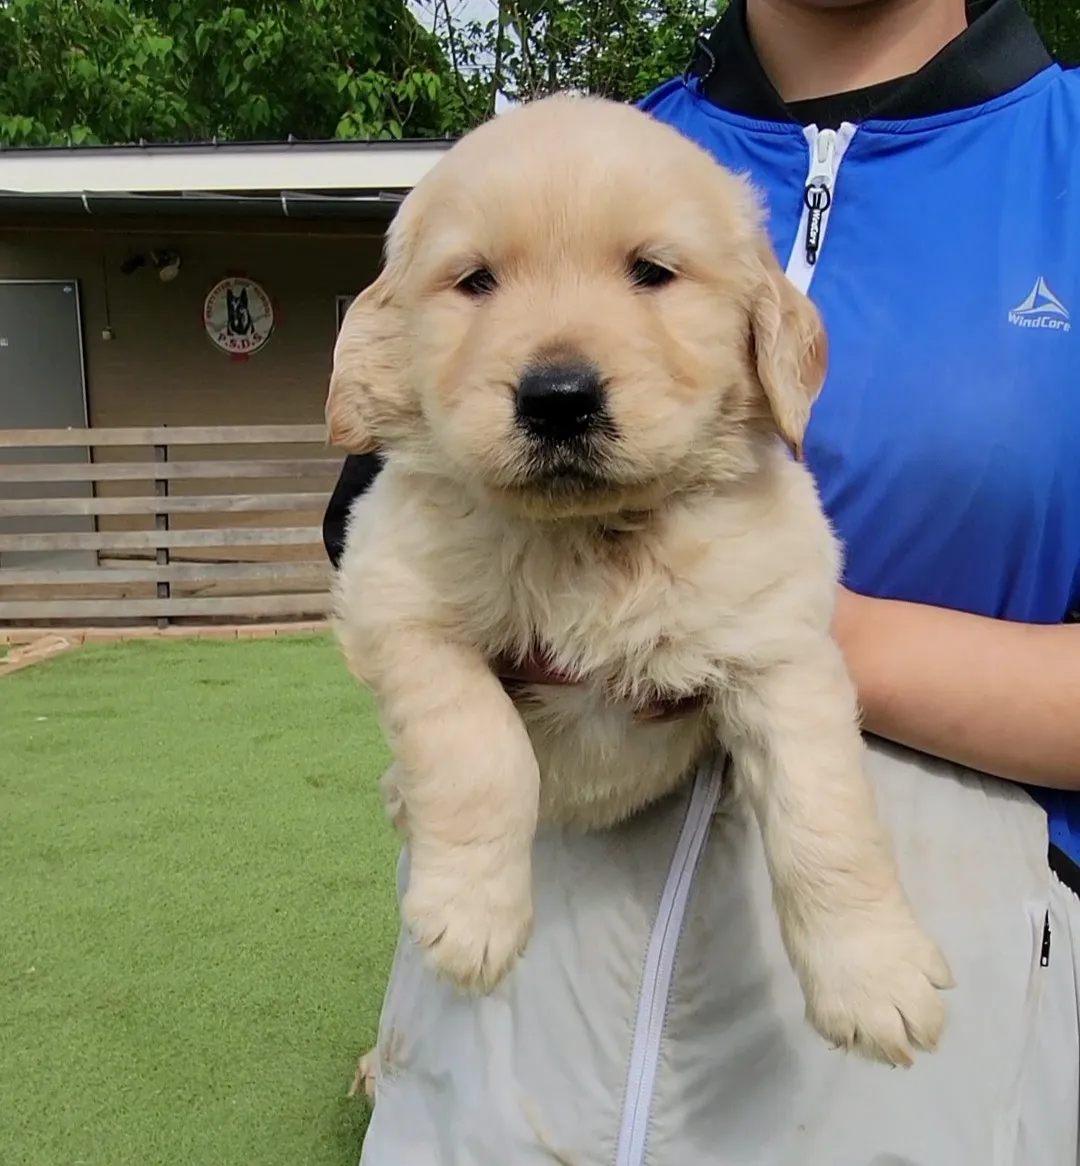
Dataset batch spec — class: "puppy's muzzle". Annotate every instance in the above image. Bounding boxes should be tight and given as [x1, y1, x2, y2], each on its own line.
[515, 363, 605, 445]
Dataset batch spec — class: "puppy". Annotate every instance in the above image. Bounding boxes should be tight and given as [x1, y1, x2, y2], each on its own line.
[328, 93, 953, 1072]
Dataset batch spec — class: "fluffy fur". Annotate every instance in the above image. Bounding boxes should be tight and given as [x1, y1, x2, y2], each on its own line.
[329, 94, 953, 1073]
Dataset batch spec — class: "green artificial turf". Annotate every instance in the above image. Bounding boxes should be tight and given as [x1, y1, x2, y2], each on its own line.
[0, 633, 399, 1166]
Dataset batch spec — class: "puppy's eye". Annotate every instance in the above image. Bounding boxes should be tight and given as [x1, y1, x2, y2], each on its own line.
[628, 257, 676, 290]
[455, 268, 498, 297]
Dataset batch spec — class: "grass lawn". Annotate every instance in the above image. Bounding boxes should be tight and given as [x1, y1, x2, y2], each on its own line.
[0, 633, 399, 1166]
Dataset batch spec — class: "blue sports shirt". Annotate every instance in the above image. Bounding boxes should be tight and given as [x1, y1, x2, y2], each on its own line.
[639, 0, 1080, 869]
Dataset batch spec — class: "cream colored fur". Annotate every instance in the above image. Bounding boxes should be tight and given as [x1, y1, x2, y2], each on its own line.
[329, 94, 954, 1071]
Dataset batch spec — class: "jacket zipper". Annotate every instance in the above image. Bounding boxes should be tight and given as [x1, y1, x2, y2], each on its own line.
[611, 126, 854, 1166]
[613, 756, 726, 1166]
[785, 122, 857, 293]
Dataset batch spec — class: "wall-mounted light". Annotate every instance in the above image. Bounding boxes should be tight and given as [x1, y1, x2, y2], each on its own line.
[119, 249, 182, 281]
[155, 251, 182, 281]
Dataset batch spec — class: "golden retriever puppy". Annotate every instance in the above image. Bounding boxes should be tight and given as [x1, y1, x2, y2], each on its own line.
[327, 93, 953, 1069]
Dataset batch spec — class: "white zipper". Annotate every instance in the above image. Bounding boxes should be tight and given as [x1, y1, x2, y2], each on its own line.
[785, 122, 857, 293]
[609, 127, 854, 1166]
[613, 755, 726, 1166]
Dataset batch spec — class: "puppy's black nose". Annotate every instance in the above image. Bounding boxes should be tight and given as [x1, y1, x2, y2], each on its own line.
[515, 364, 604, 442]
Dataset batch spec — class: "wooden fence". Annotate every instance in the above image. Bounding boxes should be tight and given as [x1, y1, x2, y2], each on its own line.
[0, 425, 343, 627]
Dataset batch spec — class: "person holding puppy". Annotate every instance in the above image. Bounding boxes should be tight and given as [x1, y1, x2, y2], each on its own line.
[326, 0, 1080, 1161]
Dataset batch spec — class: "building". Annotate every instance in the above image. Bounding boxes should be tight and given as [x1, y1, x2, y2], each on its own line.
[0, 136, 450, 435]
[0, 137, 450, 623]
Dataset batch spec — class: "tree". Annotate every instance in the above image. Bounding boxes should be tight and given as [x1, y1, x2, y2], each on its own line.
[1025, 0, 1080, 65]
[0, 0, 456, 146]
[1, 0, 1075, 149]
[421, 0, 723, 126]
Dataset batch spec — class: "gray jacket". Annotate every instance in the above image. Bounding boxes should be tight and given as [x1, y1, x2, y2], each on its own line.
[359, 738, 1080, 1166]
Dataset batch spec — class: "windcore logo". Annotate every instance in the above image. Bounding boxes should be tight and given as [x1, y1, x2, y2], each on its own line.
[1009, 276, 1071, 332]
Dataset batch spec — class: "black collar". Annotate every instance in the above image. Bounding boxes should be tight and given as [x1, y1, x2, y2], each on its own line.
[688, 0, 1053, 126]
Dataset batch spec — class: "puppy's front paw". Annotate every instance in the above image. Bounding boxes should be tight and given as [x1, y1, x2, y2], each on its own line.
[795, 905, 954, 1068]
[403, 848, 533, 993]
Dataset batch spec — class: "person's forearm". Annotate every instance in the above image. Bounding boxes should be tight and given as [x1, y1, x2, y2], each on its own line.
[833, 592, 1080, 788]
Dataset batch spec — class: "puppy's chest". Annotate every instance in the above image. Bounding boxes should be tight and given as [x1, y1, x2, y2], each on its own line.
[449, 527, 735, 693]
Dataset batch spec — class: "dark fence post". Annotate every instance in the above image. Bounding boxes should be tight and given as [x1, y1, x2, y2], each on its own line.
[154, 433, 170, 629]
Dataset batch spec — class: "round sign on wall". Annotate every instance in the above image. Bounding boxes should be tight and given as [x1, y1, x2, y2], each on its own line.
[203, 277, 274, 356]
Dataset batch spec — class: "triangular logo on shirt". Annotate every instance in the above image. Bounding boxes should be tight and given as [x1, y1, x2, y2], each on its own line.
[1009, 277, 1071, 331]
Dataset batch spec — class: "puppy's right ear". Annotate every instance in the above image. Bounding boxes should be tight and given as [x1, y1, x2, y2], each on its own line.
[326, 268, 412, 453]
[748, 243, 828, 460]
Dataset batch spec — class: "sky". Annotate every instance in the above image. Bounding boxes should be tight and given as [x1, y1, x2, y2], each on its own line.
[408, 0, 514, 111]
[410, 0, 499, 27]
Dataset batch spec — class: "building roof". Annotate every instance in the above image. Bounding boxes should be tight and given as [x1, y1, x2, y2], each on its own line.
[0, 136, 455, 219]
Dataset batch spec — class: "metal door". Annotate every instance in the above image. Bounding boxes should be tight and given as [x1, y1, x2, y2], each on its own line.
[0, 279, 95, 568]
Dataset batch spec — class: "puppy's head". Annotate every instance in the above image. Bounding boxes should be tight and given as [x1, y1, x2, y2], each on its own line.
[327, 94, 826, 517]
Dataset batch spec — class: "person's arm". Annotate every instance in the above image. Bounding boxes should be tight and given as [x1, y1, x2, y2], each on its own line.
[832, 587, 1080, 789]
[322, 451, 385, 568]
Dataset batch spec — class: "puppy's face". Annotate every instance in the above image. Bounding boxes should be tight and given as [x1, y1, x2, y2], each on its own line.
[328, 95, 826, 517]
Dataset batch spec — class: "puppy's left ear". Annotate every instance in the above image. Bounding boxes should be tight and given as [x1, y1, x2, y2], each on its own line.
[326, 270, 414, 454]
[749, 245, 828, 459]
[326, 196, 427, 453]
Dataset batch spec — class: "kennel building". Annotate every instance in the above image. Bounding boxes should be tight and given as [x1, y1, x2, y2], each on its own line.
[0, 136, 450, 627]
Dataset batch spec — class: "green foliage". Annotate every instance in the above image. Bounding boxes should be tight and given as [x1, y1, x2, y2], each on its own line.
[0, 0, 455, 145]
[0, 0, 1075, 147]
[1025, 0, 1080, 65]
[428, 0, 723, 125]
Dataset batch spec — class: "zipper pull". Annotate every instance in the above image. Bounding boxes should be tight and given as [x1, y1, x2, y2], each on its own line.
[1041, 910, 1051, 967]
[804, 128, 839, 268]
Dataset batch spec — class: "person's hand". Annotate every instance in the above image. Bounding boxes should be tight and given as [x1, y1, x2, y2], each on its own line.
[494, 651, 578, 686]
[493, 652, 703, 722]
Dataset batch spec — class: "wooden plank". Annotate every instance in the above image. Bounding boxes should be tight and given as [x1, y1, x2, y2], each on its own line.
[0, 425, 331, 448]
[0, 527, 321, 552]
[0, 562, 331, 587]
[0, 492, 330, 518]
[0, 593, 332, 620]
[0, 425, 343, 627]
[0, 459, 341, 484]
